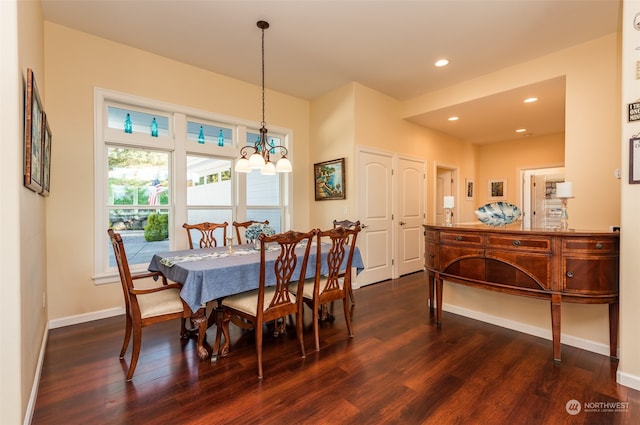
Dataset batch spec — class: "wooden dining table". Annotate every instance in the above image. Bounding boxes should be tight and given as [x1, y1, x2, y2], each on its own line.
[148, 242, 364, 360]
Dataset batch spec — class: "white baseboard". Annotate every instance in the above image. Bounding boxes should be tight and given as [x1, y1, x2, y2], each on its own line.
[617, 370, 640, 391]
[442, 302, 611, 356]
[49, 307, 124, 329]
[24, 322, 49, 425]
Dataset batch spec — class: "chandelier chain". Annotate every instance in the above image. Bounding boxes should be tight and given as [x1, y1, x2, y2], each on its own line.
[261, 22, 266, 127]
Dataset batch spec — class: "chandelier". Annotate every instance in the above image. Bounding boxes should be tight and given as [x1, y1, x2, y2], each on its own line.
[235, 20, 292, 175]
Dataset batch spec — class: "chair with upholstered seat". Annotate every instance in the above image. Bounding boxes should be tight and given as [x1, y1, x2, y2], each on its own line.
[108, 229, 206, 381]
[183, 221, 228, 249]
[332, 219, 361, 305]
[291, 225, 360, 351]
[232, 220, 270, 245]
[217, 229, 316, 379]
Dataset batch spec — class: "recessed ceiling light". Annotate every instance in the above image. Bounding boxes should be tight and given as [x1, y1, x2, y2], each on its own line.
[524, 97, 538, 103]
[435, 59, 449, 67]
[448, 116, 459, 121]
[516, 128, 527, 133]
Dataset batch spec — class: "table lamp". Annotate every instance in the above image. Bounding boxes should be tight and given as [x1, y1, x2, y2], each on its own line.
[444, 196, 455, 226]
[556, 182, 573, 230]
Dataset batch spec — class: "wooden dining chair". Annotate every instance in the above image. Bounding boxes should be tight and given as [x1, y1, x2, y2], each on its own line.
[217, 229, 316, 379]
[108, 229, 206, 381]
[232, 220, 270, 244]
[183, 221, 228, 249]
[332, 219, 361, 305]
[290, 225, 360, 351]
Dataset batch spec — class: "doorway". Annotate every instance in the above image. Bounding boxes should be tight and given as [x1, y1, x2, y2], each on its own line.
[435, 165, 458, 224]
[521, 167, 565, 229]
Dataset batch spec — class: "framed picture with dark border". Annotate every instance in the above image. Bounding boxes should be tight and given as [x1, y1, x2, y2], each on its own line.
[24, 68, 43, 193]
[314, 158, 346, 201]
[630, 137, 640, 184]
[40, 112, 52, 196]
[488, 178, 507, 200]
[465, 178, 474, 200]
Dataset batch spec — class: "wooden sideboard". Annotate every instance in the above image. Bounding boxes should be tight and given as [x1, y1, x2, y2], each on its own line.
[424, 224, 619, 361]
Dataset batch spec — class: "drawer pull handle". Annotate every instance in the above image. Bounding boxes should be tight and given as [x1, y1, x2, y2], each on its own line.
[512, 240, 521, 247]
[456, 236, 462, 241]
[566, 271, 574, 278]
[596, 243, 603, 249]
[429, 254, 435, 258]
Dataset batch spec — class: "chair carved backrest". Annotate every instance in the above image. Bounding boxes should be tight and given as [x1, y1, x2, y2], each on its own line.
[317, 225, 360, 296]
[257, 229, 315, 318]
[183, 222, 228, 249]
[233, 220, 270, 245]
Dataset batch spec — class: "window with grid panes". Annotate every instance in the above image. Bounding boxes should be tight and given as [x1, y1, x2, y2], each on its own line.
[94, 89, 292, 283]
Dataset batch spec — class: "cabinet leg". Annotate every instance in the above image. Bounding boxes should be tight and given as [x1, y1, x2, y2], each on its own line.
[609, 302, 619, 360]
[551, 295, 561, 362]
[427, 271, 435, 310]
[435, 276, 443, 327]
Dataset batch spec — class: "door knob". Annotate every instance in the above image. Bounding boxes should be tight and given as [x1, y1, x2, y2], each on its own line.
[361, 224, 368, 229]
[399, 221, 406, 225]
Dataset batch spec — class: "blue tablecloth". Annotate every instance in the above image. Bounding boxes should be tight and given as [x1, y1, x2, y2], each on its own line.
[148, 243, 364, 312]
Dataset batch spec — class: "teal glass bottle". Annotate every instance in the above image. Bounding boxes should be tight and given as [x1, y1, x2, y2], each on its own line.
[150, 118, 158, 137]
[269, 139, 275, 154]
[198, 126, 205, 144]
[218, 129, 225, 147]
[124, 113, 132, 133]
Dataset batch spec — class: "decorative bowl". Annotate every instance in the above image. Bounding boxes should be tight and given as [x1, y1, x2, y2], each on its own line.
[474, 202, 522, 226]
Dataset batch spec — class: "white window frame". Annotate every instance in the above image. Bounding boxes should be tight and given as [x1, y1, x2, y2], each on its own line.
[93, 88, 293, 284]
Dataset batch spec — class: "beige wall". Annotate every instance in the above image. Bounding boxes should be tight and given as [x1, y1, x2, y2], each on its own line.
[403, 34, 621, 231]
[619, 0, 640, 388]
[1, 0, 48, 423]
[1, 2, 23, 423]
[309, 82, 478, 226]
[43, 22, 311, 320]
[475, 132, 565, 206]
[309, 83, 356, 228]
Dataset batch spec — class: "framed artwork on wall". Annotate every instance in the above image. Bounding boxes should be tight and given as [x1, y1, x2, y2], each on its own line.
[465, 178, 474, 200]
[314, 158, 346, 201]
[24, 68, 44, 193]
[488, 179, 507, 200]
[630, 137, 640, 184]
[40, 113, 52, 196]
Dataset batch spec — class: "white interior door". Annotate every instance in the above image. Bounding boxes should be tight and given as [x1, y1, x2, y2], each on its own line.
[436, 167, 455, 224]
[396, 156, 425, 276]
[356, 149, 393, 286]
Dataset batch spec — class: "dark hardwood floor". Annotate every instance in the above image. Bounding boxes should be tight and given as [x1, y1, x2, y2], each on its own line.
[32, 272, 640, 425]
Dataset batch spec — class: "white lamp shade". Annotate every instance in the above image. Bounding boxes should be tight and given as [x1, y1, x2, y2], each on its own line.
[234, 157, 251, 173]
[260, 161, 276, 175]
[556, 182, 573, 198]
[443, 196, 454, 209]
[248, 152, 266, 169]
[275, 157, 292, 173]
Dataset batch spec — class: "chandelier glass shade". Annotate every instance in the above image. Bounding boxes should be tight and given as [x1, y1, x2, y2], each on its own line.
[235, 20, 292, 175]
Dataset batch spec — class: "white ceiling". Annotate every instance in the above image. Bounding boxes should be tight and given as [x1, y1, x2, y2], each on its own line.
[41, 0, 621, 144]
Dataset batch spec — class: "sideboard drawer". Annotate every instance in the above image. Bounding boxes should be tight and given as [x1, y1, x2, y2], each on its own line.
[440, 231, 483, 246]
[562, 238, 619, 253]
[486, 234, 551, 252]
